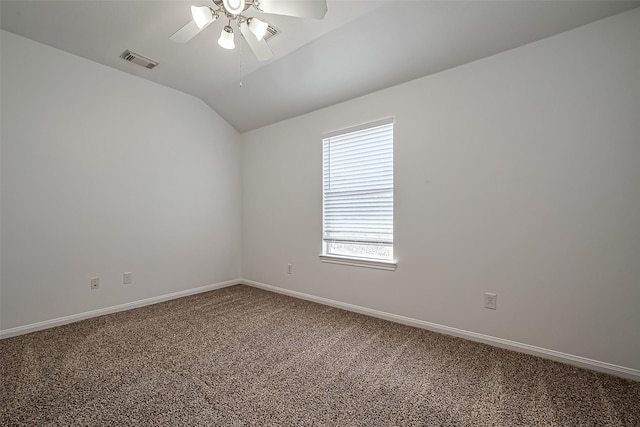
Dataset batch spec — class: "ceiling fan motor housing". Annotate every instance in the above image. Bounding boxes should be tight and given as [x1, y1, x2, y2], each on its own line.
[213, 0, 252, 15]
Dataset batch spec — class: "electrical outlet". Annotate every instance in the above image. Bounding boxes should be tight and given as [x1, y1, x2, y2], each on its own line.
[90, 277, 99, 290]
[287, 264, 293, 274]
[484, 292, 497, 310]
[123, 272, 133, 284]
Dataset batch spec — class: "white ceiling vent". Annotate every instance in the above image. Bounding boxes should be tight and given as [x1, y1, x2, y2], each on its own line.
[119, 50, 159, 69]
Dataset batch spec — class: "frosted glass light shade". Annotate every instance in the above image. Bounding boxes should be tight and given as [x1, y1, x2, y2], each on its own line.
[191, 6, 215, 29]
[218, 26, 235, 50]
[223, 0, 245, 15]
[248, 17, 268, 40]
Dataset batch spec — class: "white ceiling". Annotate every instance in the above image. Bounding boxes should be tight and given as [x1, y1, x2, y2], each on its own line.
[2, 0, 639, 133]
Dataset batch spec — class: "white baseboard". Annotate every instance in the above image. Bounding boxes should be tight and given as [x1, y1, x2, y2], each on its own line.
[0, 279, 241, 339]
[3, 277, 638, 381]
[241, 279, 640, 382]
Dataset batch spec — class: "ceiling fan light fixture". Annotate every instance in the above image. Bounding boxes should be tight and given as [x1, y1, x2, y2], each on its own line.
[248, 17, 268, 40]
[170, 0, 326, 61]
[222, 0, 245, 15]
[191, 6, 216, 29]
[218, 25, 235, 49]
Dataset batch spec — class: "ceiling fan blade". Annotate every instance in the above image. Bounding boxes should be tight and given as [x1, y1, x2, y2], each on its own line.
[240, 22, 273, 62]
[255, 0, 327, 19]
[170, 20, 205, 43]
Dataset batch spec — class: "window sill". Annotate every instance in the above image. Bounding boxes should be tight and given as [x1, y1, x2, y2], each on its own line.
[319, 254, 397, 271]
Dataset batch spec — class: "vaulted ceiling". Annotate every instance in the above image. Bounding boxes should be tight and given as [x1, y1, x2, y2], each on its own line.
[2, 1, 639, 133]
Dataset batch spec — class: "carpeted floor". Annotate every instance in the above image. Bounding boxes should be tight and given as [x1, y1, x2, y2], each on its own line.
[1, 284, 639, 426]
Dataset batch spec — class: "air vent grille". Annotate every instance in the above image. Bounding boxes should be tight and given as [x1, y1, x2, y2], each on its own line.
[119, 50, 159, 69]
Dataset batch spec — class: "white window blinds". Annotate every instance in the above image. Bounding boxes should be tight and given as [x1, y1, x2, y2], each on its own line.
[322, 118, 394, 261]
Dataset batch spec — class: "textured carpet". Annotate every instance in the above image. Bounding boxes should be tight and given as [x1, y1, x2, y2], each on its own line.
[1, 285, 639, 426]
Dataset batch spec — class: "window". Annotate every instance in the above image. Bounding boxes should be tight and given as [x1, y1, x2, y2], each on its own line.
[321, 118, 395, 270]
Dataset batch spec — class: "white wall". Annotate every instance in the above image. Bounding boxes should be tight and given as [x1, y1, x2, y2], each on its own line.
[241, 9, 640, 372]
[1, 31, 241, 331]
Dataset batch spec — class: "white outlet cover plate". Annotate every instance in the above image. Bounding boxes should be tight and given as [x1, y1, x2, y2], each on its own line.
[484, 292, 497, 310]
[123, 272, 133, 284]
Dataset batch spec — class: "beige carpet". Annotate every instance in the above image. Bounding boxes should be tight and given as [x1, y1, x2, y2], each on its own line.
[1, 284, 639, 426]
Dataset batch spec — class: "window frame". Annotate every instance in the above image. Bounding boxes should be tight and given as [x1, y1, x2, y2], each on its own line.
[320, 118, 397, 271]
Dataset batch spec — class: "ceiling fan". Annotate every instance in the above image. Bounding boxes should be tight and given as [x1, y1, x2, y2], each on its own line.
[170, 0, 328, 61]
